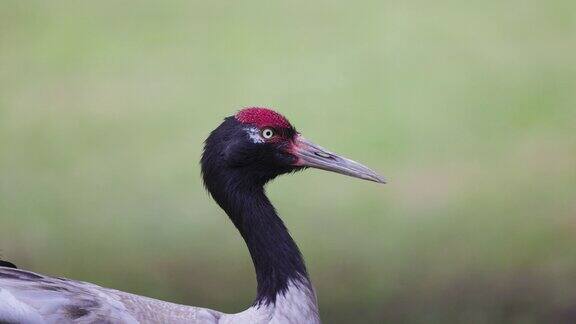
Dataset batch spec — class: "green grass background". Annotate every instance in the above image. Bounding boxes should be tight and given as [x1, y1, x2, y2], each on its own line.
[1, 1, 575, 322]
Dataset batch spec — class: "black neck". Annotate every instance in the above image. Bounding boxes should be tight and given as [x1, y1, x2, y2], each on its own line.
[208, 178, 309, 304]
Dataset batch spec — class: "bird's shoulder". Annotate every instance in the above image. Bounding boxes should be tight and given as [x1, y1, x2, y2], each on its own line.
[0, 266, 224, 323]
[0, 266, 141, 323]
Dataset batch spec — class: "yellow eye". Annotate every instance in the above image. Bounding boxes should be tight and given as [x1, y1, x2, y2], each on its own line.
[262, 128, 275, 139]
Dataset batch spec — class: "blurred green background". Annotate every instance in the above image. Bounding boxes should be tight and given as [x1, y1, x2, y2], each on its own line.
[1, 1, 575, 323]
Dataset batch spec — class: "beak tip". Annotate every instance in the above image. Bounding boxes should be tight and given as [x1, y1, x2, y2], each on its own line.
[375, 176, 387, 184]
[364, 173, 386, 184]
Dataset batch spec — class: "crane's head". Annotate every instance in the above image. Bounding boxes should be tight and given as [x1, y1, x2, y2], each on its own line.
[201, 107, 385, 189]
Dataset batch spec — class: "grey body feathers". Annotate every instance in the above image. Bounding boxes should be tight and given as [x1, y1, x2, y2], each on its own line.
[0, 267, 319, 324]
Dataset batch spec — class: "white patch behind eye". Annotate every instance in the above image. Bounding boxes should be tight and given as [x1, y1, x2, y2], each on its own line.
[244, 127, 264, 144]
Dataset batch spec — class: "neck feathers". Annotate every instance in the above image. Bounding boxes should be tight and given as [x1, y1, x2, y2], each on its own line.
[236, 188, 309, 304]
[201, 166, 308, 304]
[208, 179, 309, 304]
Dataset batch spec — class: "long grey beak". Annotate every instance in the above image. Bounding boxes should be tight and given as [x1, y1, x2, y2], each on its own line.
[291, 135, 386, 184]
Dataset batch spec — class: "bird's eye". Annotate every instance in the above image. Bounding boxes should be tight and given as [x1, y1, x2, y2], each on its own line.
[261, 128, 275, 139]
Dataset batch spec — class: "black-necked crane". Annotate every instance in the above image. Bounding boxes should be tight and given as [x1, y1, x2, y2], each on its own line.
[0, 107, 385, 323]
